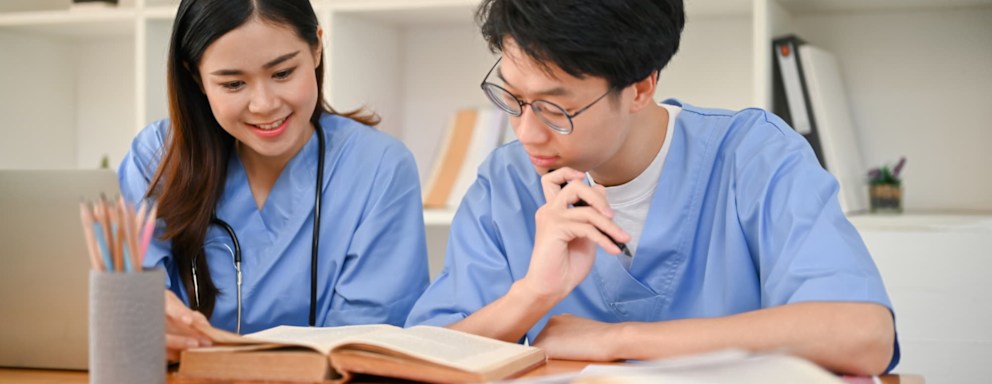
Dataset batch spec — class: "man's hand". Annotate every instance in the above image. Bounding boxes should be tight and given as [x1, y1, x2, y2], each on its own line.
[522, 168, 630, 300]
[446, 168, 630, 343]
[533, 314, 623, 361]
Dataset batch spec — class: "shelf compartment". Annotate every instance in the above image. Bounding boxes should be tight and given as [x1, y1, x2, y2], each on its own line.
[0, 9, 135, 39]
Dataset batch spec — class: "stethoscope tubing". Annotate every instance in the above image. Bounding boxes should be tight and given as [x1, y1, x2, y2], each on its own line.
[194, 126, 325, 334]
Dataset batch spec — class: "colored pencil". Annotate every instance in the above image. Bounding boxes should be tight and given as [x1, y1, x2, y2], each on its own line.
[79, 202, 104, 271]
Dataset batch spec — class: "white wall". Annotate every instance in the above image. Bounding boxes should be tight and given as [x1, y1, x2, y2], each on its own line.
[75, 37, 134, 170]
[327, 17, 493, 274]
[327, 13, 403, 140]
[0, 32, 77, 169]
[0, 32, 134, 171]
[400, 23, 495, 183]
[144, 19, 172, 128]
[659, 14, 756, 110]
[795, 7, 992, 211]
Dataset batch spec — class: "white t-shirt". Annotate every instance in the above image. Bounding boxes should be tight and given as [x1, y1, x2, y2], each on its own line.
[590, 103, 680, 269]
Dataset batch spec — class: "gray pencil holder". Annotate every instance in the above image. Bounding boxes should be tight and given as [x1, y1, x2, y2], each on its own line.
[89, 269, 165, 384]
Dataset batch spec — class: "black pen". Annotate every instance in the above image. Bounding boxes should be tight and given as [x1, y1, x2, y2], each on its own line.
[557, 175, 633, 257]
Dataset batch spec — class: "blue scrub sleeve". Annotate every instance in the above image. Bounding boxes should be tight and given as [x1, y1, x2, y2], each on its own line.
[117, 120, 179, 292]
[732, 116, 891, 309]
[733, 114, 899, 371]
[406, 168, 517, 327]
[327, 143, 430, 326]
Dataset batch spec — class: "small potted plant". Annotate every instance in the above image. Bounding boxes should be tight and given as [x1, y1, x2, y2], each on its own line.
[867, 157, 906, 213]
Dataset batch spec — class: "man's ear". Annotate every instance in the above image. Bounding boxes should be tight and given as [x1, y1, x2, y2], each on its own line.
[628, 71, 658, 113]
[313, 26, 324, 68]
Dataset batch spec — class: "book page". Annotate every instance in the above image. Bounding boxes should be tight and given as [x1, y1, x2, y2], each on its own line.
[338, 325, 542, 373]
[246, 325, 399, 355]
[196, 323, 399, 355]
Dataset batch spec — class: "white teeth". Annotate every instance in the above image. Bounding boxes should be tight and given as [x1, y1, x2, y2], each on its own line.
[255, 118, 285, 130]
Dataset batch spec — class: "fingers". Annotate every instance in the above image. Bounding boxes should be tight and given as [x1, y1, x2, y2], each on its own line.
[542, 169, 612, 217]
[537, 169, 630, 255]
[541, 167, 585, 203]
[560, 208, 630, 255]
[561, 183, 613, 218]
[166, 333, 212, 363]
[535, 204, 630, 256]
[165, 290, 196, 331]
[165, 290, 209, 329]
[164, 290, 213, 348]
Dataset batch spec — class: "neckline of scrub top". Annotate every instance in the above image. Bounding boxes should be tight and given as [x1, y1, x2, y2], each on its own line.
[216, 126, 324, 286]
[589, 102, 725, 313]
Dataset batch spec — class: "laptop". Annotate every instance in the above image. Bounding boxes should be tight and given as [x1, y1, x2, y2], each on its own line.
[0, 169, 120, 370]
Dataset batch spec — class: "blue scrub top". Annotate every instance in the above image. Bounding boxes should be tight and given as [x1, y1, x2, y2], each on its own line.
[407, 100, 899, 370]
[119, 114, 429, 333]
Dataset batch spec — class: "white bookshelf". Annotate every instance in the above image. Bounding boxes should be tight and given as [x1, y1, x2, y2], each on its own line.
[5, 0, 987, 210]
[0, 2, 137, 171]
[322, 0, 495, 184]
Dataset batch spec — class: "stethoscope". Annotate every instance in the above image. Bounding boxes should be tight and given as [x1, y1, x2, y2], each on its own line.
[192, 127, 325, 334]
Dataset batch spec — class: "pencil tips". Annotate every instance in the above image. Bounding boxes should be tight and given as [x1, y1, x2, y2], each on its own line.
[79, 197, 157, 273]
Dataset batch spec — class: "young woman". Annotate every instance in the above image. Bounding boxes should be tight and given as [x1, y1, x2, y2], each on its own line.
[118, 0, 429, 361]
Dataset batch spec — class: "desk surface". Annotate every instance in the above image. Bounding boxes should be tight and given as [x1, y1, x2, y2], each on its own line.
[0, 361, 924, 383]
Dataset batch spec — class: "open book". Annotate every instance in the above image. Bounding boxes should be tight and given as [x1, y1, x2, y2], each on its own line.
[178, 324, 547, 383]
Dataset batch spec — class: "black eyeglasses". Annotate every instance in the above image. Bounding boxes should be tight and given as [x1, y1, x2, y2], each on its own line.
[480, 57, 611, 135]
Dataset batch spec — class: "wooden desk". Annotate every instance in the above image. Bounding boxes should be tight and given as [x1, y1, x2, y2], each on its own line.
[0, 361, 924, 383]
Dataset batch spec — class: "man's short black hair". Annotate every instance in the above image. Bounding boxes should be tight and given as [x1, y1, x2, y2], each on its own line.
[477, 0, 685, 92]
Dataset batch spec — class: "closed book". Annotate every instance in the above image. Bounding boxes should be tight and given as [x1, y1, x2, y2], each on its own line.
[422, 109, 478, 209]
[773, 35, 823, 165]
[772, 35, 868, 213]
[446, 108, 506, 208]
[798, 45, 868, 213]
[178, 324, 546, 383]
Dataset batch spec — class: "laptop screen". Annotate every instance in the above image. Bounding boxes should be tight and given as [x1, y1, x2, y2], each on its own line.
[0, 169, 120, 370]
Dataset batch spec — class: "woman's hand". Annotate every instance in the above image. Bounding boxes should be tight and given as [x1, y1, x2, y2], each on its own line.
[164, 289, 212, 362]
[521, 168, 630, 301]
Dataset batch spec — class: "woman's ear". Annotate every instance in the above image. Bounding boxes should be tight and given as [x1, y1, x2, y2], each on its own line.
[313, 26, 324, 68]
[184, 61, 205, 93]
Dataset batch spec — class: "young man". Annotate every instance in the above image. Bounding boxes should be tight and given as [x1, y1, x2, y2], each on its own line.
[407, 0, 898, 375]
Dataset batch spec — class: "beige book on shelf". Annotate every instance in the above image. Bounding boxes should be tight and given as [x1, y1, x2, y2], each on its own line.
[179, 324, 546, 383]
[423, 109, 478, 209]
[445, 108, 507, 208]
